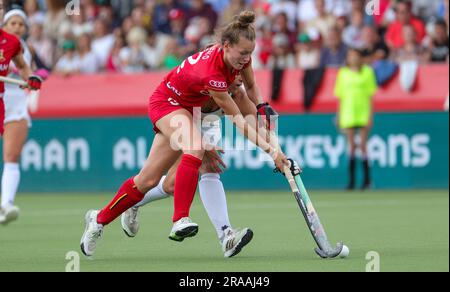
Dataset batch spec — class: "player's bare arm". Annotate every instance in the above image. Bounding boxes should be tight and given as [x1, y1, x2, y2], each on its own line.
[241, 65, 278, 130]
[241, 65, 264, 106]
[12, 52, 42, 90]
[12, 52, 31, 80]
[231, 84, 274, 145]
[209, 90, 288, 170]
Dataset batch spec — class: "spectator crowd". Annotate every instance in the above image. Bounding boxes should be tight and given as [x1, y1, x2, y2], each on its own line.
[3, 0, 449, 76]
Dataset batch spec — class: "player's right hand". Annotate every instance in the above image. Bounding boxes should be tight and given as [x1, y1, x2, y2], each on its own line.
[202, 149, 227, 174]
[273, 158, 302, 176]
[273, 151, 289, 173]
[287, 159, 302, 176]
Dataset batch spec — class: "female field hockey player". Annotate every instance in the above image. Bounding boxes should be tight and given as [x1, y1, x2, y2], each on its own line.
[121, 76, 270, 258]
[80, 11, 289, 257]
[335, 48, 377, 190]
[0, 5, 42, 225]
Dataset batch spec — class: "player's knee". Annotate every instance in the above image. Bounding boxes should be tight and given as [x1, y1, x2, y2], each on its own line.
[360, 142, 368, 153]
[348, 144, 357, 156]
[134, 176, 159, 192]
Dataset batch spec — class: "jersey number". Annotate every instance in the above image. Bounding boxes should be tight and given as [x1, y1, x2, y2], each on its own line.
[176, 52, 204, 74]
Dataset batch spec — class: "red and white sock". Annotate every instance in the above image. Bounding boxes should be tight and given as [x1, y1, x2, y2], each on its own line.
[172, 154, 203, 222]
[97, 177, 144, 225]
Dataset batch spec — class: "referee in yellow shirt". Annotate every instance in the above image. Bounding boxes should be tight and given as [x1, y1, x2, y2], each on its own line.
[335, 48, 378, 190]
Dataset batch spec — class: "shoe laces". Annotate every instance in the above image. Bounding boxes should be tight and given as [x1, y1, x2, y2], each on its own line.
[179, 217, 192, 224]
[130, 207, 139, 223]
[222, 229, 239, 251]
[224, 227, 238, 239]
[87, 229, 102, 250]
[88, 225, 103, 241]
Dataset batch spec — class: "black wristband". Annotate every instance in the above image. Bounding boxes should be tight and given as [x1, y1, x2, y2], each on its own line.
[257, 102, 269, 110]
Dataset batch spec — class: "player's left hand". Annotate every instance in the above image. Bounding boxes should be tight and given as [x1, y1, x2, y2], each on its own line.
[288, 159, 302, 176]
[26, 75, 43, 90]
[274, 158, 302, 176]
[257, 102, 278, 130]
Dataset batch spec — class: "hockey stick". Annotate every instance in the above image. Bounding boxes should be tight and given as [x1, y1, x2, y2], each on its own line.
[290, 171, 344, 258]
[269, 131, 344, 258]
[0, 76, 28, 88]
[0, 76, 41, 112]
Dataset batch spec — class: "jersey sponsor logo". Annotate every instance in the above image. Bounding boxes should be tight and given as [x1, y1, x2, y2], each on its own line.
[168, 97, 180, 106]
[166, 82, 182, 97]
[0, 63, 8, 71]
[209, 80, 227, 89]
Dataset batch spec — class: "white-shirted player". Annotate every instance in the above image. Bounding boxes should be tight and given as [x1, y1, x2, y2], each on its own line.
[0, 9, 35, 225]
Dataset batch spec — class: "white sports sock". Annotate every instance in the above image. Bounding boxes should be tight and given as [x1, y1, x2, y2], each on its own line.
[134, 175, 170, 207]
[199, 173, 231, 240]
[1, 163, 21, 208]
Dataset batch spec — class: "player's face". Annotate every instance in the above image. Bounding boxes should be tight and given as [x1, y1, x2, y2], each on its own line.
[4, 16, 27, 37]
[224, 37, 255, 70]
[347, 50, 362, 67]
